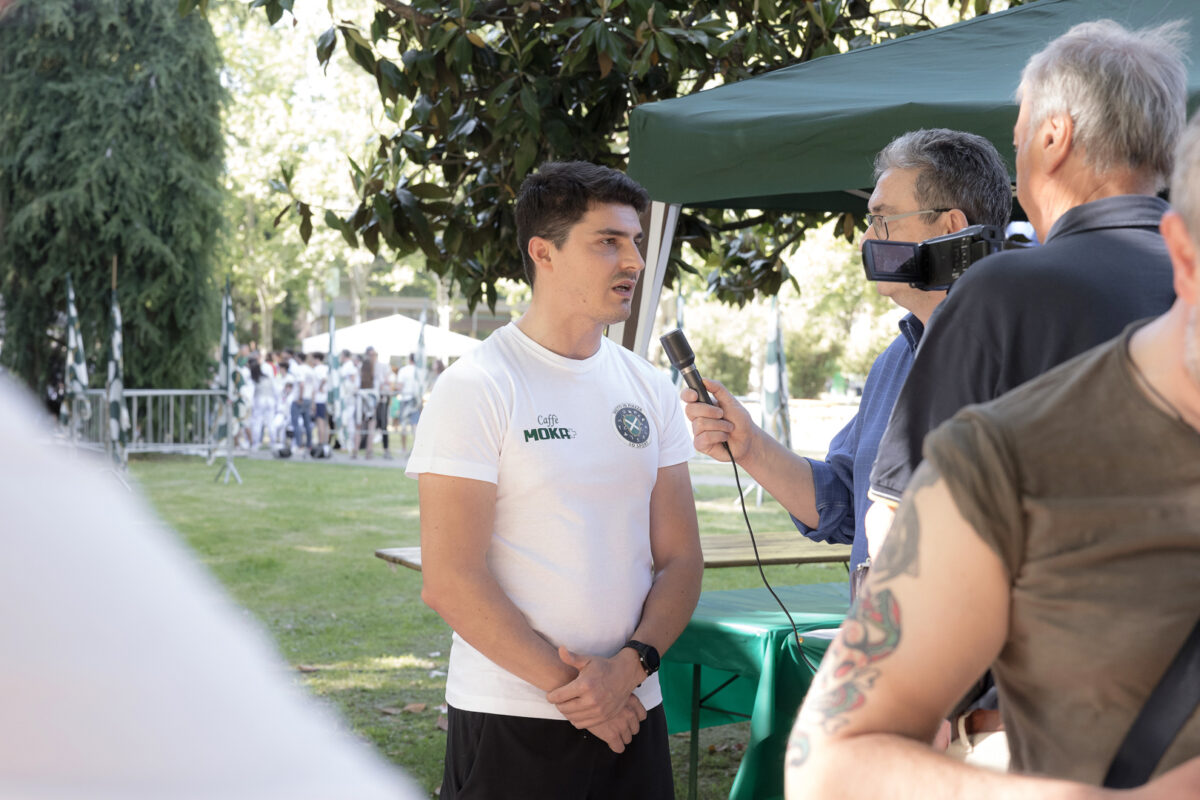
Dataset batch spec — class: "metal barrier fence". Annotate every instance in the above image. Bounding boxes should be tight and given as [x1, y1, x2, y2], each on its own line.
[73, 388, 226, 456]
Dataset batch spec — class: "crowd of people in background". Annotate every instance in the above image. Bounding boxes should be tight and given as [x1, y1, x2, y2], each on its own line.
[222, 341, 444, 460]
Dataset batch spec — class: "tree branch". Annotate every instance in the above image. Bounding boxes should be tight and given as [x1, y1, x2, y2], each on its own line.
[374, 0, 435, 27]
[715, 213, 770, 232]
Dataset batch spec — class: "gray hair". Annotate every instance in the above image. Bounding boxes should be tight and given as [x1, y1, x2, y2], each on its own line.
[874, 128, 1012, 228]
[1170, 113, 1200, 242]
[1017, 19, 1188, 190]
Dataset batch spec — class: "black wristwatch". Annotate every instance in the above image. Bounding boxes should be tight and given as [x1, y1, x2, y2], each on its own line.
[622, 640, 660, 684]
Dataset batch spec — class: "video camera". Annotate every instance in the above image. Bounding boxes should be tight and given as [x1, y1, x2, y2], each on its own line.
[862, 224, 1027, 290]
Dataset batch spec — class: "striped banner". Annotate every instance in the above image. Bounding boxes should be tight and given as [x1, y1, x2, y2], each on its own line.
[327, 305, 340, 446]
[60, 274, 91, 430]
[213, 277, 242, 446]
[761, 295, 792, 449]
[106, 288, 131, 466]
[414, 306, 427, 406]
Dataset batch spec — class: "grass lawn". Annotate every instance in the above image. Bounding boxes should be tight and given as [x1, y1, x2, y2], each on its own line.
[133, 455, 843, 799]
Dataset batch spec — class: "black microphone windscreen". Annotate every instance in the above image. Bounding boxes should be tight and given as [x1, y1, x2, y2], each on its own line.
[659, 329, 695, 371]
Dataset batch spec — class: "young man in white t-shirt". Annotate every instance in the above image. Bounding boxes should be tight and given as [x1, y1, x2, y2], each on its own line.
[289, 352, 313, 453]
[311, 352, 330, 452]
[407, 162, 703, 799]
[395, 353, 423, 453]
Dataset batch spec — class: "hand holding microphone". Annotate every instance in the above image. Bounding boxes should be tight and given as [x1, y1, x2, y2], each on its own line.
[660, 329, 756, 463]
[658, 331, 811, 658]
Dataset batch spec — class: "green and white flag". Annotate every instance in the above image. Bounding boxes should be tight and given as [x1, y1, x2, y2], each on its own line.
[761, 295, 792, 450]
[214, 277, 242, 446]
[60, 273, 91, 430]
[327, 305, 340, 444]
[414, 306, 428, 406]
[106, 288, 131, 466]
[669, 292, 686, 391]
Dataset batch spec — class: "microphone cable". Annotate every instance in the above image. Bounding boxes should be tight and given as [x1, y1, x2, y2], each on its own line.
[660, 327, 817, 672]
[720, 441, 817, 673]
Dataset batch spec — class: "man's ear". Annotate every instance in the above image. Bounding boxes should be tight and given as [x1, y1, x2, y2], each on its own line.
[1162, 211, 1199, 304]
[944, 208, 970, 235]
[1041, 111, 1074, 175]
[527, 236, 555, 277]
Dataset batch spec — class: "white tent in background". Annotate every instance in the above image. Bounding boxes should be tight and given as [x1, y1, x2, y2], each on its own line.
[302, 313, 481, 362]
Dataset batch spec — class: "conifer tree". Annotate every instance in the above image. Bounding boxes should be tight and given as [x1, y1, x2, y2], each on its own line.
[0, 0, 224, 392]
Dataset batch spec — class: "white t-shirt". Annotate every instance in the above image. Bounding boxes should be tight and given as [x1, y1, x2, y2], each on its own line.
[282, 364, 299, 402]
[301, 363, 319, 401]
[312, 364, 330, 404]
[396, 363, 421, 400]
[406, 323, 693, 720]
[339, 361, 359, 395]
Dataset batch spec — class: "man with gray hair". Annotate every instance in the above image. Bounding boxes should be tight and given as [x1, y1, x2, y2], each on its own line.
[785, 107, 1200, 800]
[868, 19, 1184, 541]
[685, 128, 1010, 585]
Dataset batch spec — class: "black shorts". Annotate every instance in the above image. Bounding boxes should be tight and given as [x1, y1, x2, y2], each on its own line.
[442, 704, 673, 800]
[313, 403, 328, 420]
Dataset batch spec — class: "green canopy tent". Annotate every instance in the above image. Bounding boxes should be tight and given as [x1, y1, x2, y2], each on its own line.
[611, 0, 1200, 355]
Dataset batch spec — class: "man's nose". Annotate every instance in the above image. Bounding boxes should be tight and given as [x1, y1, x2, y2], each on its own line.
[624, 241, 646, 272]
[860, 226, 878, 253]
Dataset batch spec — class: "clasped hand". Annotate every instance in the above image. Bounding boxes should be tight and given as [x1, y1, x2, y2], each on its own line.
[547, 646, 647, 753]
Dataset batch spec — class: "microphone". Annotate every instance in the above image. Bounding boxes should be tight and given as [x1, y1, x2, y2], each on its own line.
[659, 328, 808, 656]
[660, 329, 714, 405]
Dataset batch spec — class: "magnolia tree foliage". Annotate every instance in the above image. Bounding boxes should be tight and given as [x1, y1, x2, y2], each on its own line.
[185, 0, 1014, 311]
[0, 0, 224, 391]
[213, 0, 387, 352]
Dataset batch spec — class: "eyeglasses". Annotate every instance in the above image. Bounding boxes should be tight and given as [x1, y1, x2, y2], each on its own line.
[864, 208, 952, 240]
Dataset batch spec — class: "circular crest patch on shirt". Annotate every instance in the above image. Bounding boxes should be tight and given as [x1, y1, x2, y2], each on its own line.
[613, 404, 650, 448]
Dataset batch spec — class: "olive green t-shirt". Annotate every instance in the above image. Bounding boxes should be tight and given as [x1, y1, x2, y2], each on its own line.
[925, 326, 1200, 783]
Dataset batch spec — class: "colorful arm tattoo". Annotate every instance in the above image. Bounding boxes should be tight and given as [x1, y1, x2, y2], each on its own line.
[801, 583, 902, 735]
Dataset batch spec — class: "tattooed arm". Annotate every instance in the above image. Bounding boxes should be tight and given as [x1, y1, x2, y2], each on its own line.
[784, 462, 1107, 800]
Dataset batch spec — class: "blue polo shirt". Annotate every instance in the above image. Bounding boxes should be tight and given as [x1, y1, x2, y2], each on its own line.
[792, 314, 923, 574]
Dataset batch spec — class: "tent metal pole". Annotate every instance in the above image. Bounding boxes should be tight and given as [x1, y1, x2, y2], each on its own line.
[607, 200, 681, 356]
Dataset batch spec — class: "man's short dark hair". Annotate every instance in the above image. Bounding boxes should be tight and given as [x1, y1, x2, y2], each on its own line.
[874, 129, 1013, 229]
[515, 161, 650, 286]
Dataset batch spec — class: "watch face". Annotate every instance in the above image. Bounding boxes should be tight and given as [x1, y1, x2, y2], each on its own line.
[643, 645, 660, 673]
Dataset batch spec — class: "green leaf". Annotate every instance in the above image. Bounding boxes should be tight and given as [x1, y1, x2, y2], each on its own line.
[372, 194, 395, 234]
[487, 76, 517, 106]
[412, 94, 434, 124]
[362, 223, 380, 254]
[451, 33, 475, 71]
[394, 187, 418, 211]
[299, 203, 313, 244]
[266, 0, 283, 25]
[654, 32, 678, 62]
[449, 115, 477, 141]
[371, 9, 390, 42]
[338, 212, 360, 248]
[399, 130, 425, 151]
[443, 222, 463, 254]
[408, 182, 450, 200]
[551, 16, 594, 35]
[512, 134, 538, 180]
[339, 26, 377, 74]
[316, 28, 337, 67]
[378, 59, 404, 92]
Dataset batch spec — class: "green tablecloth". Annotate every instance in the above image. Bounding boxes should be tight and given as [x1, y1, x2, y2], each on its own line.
[661, 583, 850, 800]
